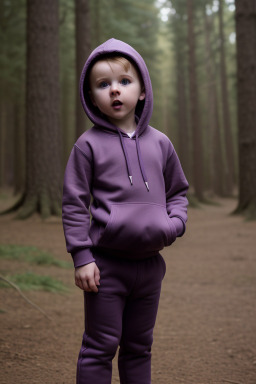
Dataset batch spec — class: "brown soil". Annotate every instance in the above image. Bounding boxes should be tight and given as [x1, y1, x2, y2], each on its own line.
[0, 197, 256, 384]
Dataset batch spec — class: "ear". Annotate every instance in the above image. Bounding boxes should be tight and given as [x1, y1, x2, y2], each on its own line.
[139, 89, 145, 101]
[89, 90, 97, 106]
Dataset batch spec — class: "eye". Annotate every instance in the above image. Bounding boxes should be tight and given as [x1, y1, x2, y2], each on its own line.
[99, 81, 109, 88]
[120, 78, 131, 86]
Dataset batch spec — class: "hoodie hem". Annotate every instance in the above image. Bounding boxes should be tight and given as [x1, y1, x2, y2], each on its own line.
[93, 246, 161, 261]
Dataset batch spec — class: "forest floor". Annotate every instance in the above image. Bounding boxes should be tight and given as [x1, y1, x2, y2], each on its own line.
[0, 195, 256, 384]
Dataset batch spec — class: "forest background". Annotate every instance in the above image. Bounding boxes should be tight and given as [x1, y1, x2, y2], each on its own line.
[0, 0, 255, 218]
[1, 1, 256, 383]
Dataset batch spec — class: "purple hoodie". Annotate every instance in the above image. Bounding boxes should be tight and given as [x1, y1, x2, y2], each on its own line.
[62, 39, 189, 268]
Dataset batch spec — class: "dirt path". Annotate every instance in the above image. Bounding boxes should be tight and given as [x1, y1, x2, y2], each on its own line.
[0, 198, 256, 383]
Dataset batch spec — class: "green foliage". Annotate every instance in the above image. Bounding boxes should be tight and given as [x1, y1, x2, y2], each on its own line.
[0, 0, 239, 201]
[159, 0, 237, 195]
[0, 272, 68, 292]
[0, 244, 72, 268]
[0, 0, 26, 99]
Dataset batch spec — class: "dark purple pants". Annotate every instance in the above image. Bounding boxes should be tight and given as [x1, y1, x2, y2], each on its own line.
[76, 250, 166, 384]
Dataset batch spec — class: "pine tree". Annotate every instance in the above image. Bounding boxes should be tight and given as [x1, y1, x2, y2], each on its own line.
[16, 0, 62, 218]
[203, 8, 224, 196]
[234, 0, 256, 219]
[218, 0, 235, 194]
[187, 0, 204, 200]
[75, 0, 91, 137]
[0, 0, 26, 192]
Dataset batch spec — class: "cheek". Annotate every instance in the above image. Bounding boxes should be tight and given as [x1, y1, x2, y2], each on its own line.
[92, 91, 107, 108]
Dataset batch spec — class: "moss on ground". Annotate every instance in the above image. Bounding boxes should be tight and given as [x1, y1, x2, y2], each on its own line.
[0, 244, 71, 268]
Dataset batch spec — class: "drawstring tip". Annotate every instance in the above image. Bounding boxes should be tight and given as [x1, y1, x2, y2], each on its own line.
[145, 181, 149, 191]
[129, 176, 133, 185]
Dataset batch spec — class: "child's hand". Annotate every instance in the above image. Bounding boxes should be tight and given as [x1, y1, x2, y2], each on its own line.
[74, 262, 100, 292]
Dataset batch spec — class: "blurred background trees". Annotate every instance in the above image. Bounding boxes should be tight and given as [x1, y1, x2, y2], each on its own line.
[0, 0, 255, 218]
[234, 0, 256, 219]
[21, 0, 62, 219]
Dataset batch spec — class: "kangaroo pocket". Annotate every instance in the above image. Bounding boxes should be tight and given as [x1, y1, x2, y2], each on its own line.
[98, 202, 176, 252]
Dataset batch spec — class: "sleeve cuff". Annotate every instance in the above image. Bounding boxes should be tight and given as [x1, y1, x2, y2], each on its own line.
[171, 217, 185, 237]
[71, 248, 95, 268]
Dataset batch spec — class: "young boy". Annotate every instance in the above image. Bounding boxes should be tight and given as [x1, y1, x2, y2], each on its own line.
[62, 38, 189, 384]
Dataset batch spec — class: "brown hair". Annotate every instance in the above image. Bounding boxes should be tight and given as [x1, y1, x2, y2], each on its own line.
[104, 56, 131, 72]
[89, 54, 144, 89]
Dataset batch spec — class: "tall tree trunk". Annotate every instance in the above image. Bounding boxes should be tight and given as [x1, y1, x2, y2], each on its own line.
[14, 100, 25, 195]
[187, 0, 204, 201]
[176, 48, 190, 182]
[0, 101, 14, 188]
[234, 0, 256, 219]
[75, 0, 91, 138]
[218, 0, 235, 194]
[94, 0, 101, 45]
[62, 71, 74, 166]
[204, 10, 224, 196]
[6, 103, 15, 187]
[0, 100, 6, 188]
[15, 0, 62, 218]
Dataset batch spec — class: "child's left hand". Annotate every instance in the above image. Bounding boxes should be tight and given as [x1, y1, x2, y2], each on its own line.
[74, 262, 100, 292]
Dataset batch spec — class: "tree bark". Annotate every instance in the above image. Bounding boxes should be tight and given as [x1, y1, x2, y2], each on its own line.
[94, 0, 101, 45]
[234, 0, 256, 219]
[6, 103, 15, 187]
[16, 0, 62, 218]
[0, 100, 6, 188]
[0, 101, 15, 188]
[14, 100, 25, 195]
[187, 0, 204, 201]
[204, 10, 224, 196]
[218, 0, 235, 194]
[75, 0, 91, 138]
[176, 48, 190, 182]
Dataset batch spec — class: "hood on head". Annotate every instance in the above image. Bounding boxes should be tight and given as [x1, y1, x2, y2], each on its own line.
[80, 38, 153, 136]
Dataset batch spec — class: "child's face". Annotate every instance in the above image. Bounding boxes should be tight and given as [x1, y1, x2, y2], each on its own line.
[89, 60, 145, 129]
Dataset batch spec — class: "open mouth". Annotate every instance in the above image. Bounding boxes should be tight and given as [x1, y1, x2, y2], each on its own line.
[112, 100, 123, 108]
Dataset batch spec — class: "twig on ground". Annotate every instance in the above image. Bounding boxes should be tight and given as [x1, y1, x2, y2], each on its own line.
[0, 275, 52, 321]
[222, 379, 244, 384]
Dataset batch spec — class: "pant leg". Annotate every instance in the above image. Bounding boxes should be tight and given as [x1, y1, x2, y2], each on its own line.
[77, 251, 139, 384]
[118, 253, 166, 384]
[77, 291, 125, 384]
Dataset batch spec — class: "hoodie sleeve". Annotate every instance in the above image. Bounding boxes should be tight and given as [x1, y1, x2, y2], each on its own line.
[164, 144, 189, 237]
[62, 144, 95, 268]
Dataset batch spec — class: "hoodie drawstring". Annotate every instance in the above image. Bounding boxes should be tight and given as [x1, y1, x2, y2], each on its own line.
[117, 129, 149, 191]
[135, 134, 149, 191]
[117, 129, 133, 186]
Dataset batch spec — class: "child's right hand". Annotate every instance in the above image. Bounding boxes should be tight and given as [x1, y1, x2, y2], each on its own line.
[74, 262, 100, 292]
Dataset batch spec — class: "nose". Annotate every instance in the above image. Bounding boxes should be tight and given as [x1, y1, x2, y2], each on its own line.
[110, 83, 120, 96]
